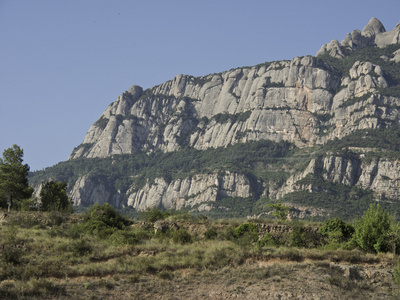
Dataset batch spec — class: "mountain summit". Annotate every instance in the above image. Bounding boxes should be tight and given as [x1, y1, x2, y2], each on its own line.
[362, 17, 386, 35]
[31, 18, 400, 219]
[317, 17, 400, 57]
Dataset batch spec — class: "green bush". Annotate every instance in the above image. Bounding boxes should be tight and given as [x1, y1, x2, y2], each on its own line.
[85, 203, 128, 229]
[320, 217, 354, 246]
[139, 207, 171, 222]
[233, 223, 259, 244]
[26, 278, 64, 297]
[66, 203, 130, 239]
[289, 226, 307, 248]
[66, 223, 87, 239]
[204, 227, 218, 240]
[257, 232, 283, 248]
[70, 239, 93, 256]
[223, 226, 237, 241]
[167, 211, 197, 222]
[0, 227, 24, 265]
[80, 220, 115, 239]
[321, 218, 354, 238]
[171, 228, 192, 244]
[393, 259, 400, 287]
[352, 204, 398, 253]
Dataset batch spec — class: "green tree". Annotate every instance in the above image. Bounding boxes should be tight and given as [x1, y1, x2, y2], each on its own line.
[84, 203, 128, 230]
[233, 223, 259, 244]
[320, 217, 354, 243]
[269, 201, 293, 221]
[0, 145, 33, 211]
[352, 203, 399, 253]
[40, 181, 72, 212]
[139, 206, 171, 222]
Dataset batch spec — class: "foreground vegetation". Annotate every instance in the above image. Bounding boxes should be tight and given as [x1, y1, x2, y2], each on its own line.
[1, 204, 400, 299]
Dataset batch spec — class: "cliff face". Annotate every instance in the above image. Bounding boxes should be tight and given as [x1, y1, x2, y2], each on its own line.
[67, 154, 400, 214]
[276, 155, 400, 200]
[126, 172, 252, 211]
[69, 57, 398, 161]
[69, 56, 339, 159]
[69, 171, 253, 211]
[33, 18, 400, 216]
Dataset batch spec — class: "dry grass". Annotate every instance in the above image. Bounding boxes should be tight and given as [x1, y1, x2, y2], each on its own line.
[0, 211, 399, 299]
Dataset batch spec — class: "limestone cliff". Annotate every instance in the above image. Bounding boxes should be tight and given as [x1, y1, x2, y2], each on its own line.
[69, 171, 253, 212]
[276, 155, 400, 200]
[69, 56, 398, 161]
[69, 56, 341, 159]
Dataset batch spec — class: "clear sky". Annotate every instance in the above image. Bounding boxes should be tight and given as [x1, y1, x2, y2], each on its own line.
[1, 0, 399, 171]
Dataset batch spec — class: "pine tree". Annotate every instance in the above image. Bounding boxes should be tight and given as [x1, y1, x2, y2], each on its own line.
[40, 181, 72, 212]
[0, 145, 33, 211]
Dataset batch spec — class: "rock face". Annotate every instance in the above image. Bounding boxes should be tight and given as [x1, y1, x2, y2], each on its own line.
[59, 18, 400, 213]
[126, 172, 252, 211]
[68, 171, 253, 211]
[69, 56, 340, 159]
[317, 18, 400, 57]
[69, 56, 396, 161]
[276, 155, 400, 200]
[70, 174, 125, 208]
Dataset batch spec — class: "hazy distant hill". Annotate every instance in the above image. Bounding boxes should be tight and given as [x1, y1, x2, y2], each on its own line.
[30, 18, 400, 220]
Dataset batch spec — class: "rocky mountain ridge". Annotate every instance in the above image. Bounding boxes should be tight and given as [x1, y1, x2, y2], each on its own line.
[317, 17, 400, 58]
[31, 18, 400, 219]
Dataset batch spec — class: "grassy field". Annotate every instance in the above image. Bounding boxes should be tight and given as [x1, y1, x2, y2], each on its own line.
[0, 209, 399, 299]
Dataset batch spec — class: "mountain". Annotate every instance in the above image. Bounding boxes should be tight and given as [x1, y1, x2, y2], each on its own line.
[30, 18, 400, 220]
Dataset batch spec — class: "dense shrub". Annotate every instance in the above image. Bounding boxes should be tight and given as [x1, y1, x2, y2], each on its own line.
[0, 227, 24, 265]
[70, 239, 93, 256]
[204, 227, 218, 240]
[289, 226, 308, 248]
[139, 207, 172, 222]
[67, 203, 130, 239]
[257, 232, 283, 248]
[233, 223, 259, 244]
[171, 228, 192, 244]
[320, 218, 354, 242]
[85, 203, 128, 229]
[352, 204, 399, 253]
[393, 259, 400, 287]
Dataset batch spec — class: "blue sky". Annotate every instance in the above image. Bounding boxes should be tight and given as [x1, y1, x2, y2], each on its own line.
[1, 0, 399, 171]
